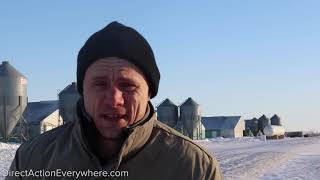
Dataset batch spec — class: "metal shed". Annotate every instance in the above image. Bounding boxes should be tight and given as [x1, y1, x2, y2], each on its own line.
[202, 116, 245, 138]
[14, 101, 61, 140]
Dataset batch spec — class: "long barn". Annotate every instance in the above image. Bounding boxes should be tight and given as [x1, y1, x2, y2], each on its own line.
[202, 116, 245, 138]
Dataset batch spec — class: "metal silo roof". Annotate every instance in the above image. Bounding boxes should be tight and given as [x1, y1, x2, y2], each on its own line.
[59, 82, 78, 95]
[180, 97, 199, 107]
[0, 61, 26, 78]
[270, 114, 280, 121]
[270, 114, 282, 125]
[157, 98, 177, 107]
[258, 114, 269, 121]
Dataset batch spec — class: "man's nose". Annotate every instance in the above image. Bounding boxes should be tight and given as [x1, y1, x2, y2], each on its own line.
[104, 87, 124, 107]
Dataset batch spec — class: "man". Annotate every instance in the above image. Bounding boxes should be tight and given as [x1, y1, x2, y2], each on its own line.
[7, 22, 223, 180]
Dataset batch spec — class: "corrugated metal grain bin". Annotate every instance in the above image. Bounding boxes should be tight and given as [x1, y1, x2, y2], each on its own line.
[157, 98, 178, 127]
[58, 82, 80, 124]
[0, 61, 28, 141]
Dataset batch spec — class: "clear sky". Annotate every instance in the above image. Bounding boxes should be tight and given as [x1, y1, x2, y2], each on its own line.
[1, 1, 319, 131]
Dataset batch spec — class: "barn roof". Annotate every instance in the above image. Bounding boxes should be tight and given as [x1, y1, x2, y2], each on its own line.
[202, 116, 242, 130]
[22, 101, 58, 124]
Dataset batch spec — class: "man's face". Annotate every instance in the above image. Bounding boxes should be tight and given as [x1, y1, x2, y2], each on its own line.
[83, 57, 150, 139]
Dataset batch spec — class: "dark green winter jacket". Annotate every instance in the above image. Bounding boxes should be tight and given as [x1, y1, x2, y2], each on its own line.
[6, 101, 223, 180]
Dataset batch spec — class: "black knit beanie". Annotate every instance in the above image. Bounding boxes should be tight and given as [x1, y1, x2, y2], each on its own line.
[77, 21, 160, 98]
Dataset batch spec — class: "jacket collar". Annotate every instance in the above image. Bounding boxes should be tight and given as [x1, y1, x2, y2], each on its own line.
[74, 98, 156, 170]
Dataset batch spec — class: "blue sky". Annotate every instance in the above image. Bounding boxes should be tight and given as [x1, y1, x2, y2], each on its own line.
[1, 1, 319, 131]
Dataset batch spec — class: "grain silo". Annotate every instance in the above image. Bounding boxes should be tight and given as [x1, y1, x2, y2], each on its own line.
[270, 114, 282, 126]
[258, 115, 270, 134]
[58, 82, 80, 124]
[251, 117, 259, 136]
[245, 117, 259, 136]
[180, 97, 205, 140]
[156, 98, 178, 127]
[0, 61, 28, 142]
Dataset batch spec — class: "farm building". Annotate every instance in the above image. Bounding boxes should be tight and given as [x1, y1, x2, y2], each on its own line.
[11, 100, 62, 141]
[202, 116, 245, 138]
[245, 114, 285, 137]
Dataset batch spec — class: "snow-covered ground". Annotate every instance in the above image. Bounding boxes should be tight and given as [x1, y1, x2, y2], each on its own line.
[0, 137, 319, 180]
[0, 143, 19, 180]
[197, 136, 320, 180]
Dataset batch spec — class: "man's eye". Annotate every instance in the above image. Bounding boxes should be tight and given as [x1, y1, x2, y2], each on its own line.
[93, 81, 107, 87]
[119, 83, 137, 91]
